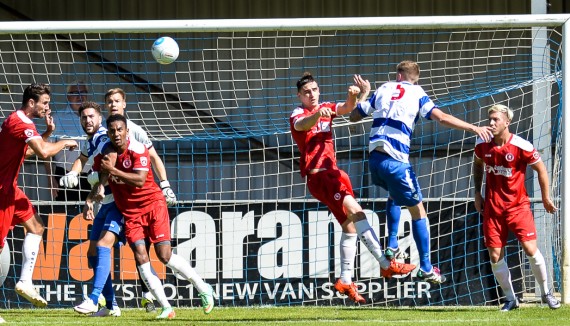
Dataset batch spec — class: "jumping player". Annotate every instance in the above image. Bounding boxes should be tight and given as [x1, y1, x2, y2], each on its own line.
[350, 60, 493, 284]
[290, 73, 416, 304]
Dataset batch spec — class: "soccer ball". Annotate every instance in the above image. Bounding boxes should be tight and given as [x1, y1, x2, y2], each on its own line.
[151, 36, 179, 65]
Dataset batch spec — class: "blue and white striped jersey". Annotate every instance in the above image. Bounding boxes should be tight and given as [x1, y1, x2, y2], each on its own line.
[356, 81, 437, 163]
[81, 125, 109, 167]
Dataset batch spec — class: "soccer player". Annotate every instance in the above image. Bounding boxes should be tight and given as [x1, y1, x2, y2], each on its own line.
[472, 104, 560, 311]
[0, 83, 77, 310]
[102, 87, 176, 310]
[86, 114, 215, 319]
[107, 87, 175, 309]
[65, 101, 124, 317]
[290, 73, 416, 304]
[350, 60, 493, 284]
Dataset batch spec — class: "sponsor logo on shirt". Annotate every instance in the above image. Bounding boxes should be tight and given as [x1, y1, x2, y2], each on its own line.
[313, 121, 331, 133]
[109, 175, 125, 184]
[485, 165, 512, 177]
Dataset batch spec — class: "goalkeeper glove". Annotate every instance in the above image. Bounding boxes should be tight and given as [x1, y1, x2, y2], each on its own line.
[59, 171, 79, 188]
[160, 180, 177, 206]
[87, 171, 100, 186]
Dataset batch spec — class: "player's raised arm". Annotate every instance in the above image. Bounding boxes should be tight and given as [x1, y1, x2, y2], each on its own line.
[26, 137, 77, 160]
[336, 75, 371, 116]
[430, 108, 493, 143]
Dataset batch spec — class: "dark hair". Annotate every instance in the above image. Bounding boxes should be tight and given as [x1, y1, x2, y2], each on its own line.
[22, 83, 51, 106]
[78, 101, 102, 117]
[296, 72, 316, 92]
[106, 113, 127, 128]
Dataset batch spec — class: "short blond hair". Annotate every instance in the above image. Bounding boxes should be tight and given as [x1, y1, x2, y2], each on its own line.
[488, 104, 514, 121]
[397, 60, 420, 83]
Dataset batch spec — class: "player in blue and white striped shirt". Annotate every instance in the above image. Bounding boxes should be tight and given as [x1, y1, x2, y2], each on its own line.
[351, 60, 493, 284]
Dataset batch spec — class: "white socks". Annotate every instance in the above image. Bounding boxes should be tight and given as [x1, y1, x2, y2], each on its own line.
[138, 262, 171, 308]
[19, 233, 42, 283]
[527, 250, 549, 296]
[491, 258, 516, 301]
[166, 253, 209, 293]
[354, 219, 389, 269]
[339, 232, 357, 284]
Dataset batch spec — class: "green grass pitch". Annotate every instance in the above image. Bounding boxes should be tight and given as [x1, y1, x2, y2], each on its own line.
[0, 305, 568, 325]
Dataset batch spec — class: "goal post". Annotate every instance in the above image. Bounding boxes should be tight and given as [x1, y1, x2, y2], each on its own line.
[0, 14, 567, 308]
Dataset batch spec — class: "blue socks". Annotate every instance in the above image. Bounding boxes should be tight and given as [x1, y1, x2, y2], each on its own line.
[89, 246, 112, 306]
[412, 218, 432, 272]
[386, 198, 401, 249]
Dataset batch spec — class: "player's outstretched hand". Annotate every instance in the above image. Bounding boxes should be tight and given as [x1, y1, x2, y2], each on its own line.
[353, 75, 370, 95]
[160, 180, 177, 206]
[347, 85, 361, 98]
[65, 140, 78, 151]
[474, 126, 493, 143]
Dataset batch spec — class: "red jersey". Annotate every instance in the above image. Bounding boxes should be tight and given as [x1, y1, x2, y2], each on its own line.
[290, 102, 338, 177]
[474, 134, 541, 216]
[0, 110, 41, 193]
[93, 139, 164, 220]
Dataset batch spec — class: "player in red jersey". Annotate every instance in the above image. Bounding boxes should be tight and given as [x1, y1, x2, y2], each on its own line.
[86, 114, 214, 319]
[473, 104, 560, 311]
[290, 73, 416, 304]
[0, 83, 77, 310]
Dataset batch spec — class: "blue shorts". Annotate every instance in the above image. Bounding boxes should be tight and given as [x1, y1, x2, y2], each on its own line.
[369, 150, 423, 207]
[90, 201, 126, 246]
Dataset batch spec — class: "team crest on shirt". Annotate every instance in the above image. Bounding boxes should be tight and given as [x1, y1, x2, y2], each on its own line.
[24, 129, 34, 137]
[140, 157, 148, 166]
[532, 152, 540, 160]
[123, 158, 132, 168]
[334, 193, 341, 200]
[505, 153, 514, 162]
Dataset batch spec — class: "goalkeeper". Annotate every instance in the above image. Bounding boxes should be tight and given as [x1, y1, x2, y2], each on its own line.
[290, 73, 416, 305]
